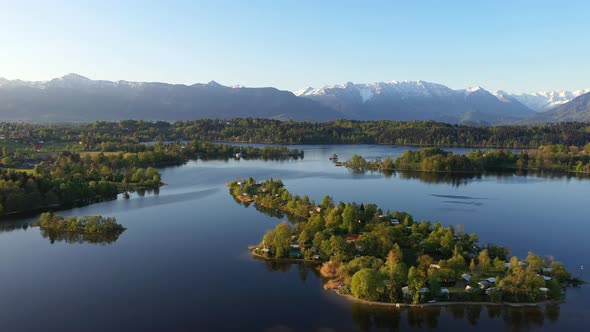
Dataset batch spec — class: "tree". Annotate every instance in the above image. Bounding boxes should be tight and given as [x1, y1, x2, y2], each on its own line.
[445, 246, 466, 279]
[265, 221, 292, 258]
[549, 262, 571, 283]
[525, 252, 544, 273]
[342, 203, 358, 233]
[351, 268, 382, 301]
[407, 266, 425, 304]
[478, 249, 491, 272]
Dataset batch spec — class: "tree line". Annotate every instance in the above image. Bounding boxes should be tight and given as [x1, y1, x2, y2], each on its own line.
[3, 119, 590, 149]
[344, 144, 590, 174]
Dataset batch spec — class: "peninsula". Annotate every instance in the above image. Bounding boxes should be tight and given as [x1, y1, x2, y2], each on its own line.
[228, 178, 576, 305]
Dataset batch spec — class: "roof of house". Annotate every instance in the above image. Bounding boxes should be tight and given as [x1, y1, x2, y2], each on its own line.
[462, 273, 472, 281]
[345, 234, 360, 241]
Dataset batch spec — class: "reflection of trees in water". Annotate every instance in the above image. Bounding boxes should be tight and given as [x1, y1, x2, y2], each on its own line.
[348, 168, 590, 187]
[134, 187, 160, 197]
[256, 259, 562, 331]
[466, 305, 482, 325]
[40, 229, 124, 245]
[253, 257, 319, 282]
[502, 306, 545, 332]
[0, 222, 30, 233]
[349, 303, 559, 331]
[545, 304, 560, 323]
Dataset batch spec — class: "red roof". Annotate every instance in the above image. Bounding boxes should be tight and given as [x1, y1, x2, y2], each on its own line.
[345, 234, 360, 241]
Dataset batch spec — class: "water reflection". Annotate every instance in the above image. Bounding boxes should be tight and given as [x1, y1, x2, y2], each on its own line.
[348, 303, 560, 332]
[347, 168, 590, 187]
[40, 228, 125, 244]
[258, 260, 563, 332]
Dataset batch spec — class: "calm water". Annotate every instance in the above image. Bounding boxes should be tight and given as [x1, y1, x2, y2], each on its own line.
[0, 144, 588, 331]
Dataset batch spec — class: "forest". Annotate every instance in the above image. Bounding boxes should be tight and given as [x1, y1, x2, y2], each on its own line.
[2, 119, 590, 149]
[0, 140, 302, 216]
[228, 178, 575, 304]
[343, 144, 590, 174]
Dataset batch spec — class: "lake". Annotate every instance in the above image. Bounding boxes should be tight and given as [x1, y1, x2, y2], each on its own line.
[0, 144, 588, 331]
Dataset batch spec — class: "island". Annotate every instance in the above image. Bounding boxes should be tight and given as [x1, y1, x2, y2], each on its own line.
[342, 145, 590, 175]
[36, 212, 124, 235]
[228, 178, 577, 306]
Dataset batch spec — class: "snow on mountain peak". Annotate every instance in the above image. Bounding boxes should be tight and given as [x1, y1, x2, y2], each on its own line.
[512, 88, 590, 111]
[464, 86, 483, 94]
[293, 87, 315, 96]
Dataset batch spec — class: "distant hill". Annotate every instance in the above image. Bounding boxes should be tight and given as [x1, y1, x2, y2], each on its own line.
[0, 74, 339, 122]
[525, 92, 590, 123]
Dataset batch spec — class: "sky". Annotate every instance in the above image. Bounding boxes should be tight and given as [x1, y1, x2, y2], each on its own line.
[1, 0, 589, 93]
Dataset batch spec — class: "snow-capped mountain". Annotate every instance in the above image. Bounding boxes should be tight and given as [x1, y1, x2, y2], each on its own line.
[0, 74, 339, 122]
[511, 89, 590, 112]
[525, 91, 590, 123]
[2, 74, 587, 124]
[295, 81, 534, 123]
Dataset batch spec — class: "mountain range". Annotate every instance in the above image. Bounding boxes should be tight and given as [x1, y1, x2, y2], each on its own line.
[0, 74, 588, 124]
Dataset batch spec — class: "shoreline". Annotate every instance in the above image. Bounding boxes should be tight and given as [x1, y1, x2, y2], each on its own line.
[248, 251, 580, 309]
[332, 290, 564, 308]
[249, 247, 320, 264]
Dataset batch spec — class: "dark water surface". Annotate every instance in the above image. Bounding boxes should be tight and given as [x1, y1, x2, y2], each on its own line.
[0, 145, 588, 331]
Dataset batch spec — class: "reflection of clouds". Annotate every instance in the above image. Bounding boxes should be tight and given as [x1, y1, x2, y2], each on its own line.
[437, 207, 478, 213]
[442, 200, 484, 206]
[431, 194, 488, 200]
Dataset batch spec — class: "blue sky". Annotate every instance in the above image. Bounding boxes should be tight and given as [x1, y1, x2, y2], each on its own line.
[1, 0, 589, 93]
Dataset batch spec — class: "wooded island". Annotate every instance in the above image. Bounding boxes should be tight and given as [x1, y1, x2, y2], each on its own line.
[343, 145, 590, 174]
[228, 178, 576, 305]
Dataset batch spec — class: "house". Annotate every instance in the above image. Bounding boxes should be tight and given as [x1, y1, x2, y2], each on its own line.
[440, 288, 449, 294]
[478, 280, 491, 289]
[461, 273, 472, 282]
[312, 254, 320, 260]
[429, 263, 441, 269]
[290, 244, 301, 249]
[390, 218, 400, 225]
[418, 288, 430, 294]
[345, 234, 360, 243]
[539, 287, 549, 293]
[542, 267, 552, 273]
[486, 277, 496, 284]
[465, 285, 473, 292]
[402, 286, 411, 298]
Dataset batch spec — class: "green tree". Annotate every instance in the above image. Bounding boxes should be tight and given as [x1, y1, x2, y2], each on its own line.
[351, 268, 382, 301]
